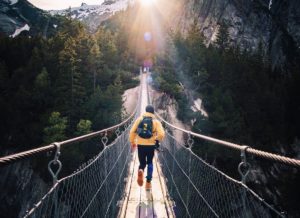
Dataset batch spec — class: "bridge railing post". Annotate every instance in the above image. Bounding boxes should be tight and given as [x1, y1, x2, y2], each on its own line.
[238, 146, 251, 218]
[48, 142, 62, 185]
[238, 146, 251, 185]
[47, 142, 62, 218]
[186, 132, 194, 217]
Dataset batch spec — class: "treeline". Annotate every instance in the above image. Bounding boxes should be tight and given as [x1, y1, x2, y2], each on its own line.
[154, 20, 300, 155]
[0, 16, 138, 155]
[152, 20, 300, 213]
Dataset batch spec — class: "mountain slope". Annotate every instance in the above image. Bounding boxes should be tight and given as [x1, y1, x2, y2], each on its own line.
[171, 0, 300, 71]
[50, 0, 131, 32]
[0, 0, 62, 37]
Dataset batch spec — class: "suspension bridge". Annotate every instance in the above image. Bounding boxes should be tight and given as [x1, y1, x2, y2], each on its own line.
[0, 73, 300, 218]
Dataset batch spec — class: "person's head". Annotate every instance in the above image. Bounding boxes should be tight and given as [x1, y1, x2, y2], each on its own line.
[145, 105, 154, 114]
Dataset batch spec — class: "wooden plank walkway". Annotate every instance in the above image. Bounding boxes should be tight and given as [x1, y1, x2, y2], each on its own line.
[118, 73, 174, 218]
[119, 151, 174, 218]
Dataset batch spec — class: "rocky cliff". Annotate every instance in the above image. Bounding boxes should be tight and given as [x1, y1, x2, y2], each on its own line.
[0, 0, 61, 37]
[171, 0, 300, 71]
[0, 159, 49, 218]
[50, 0, 132, 32]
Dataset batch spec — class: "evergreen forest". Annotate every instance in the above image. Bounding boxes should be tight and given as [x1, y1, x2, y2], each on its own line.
[1, 1, 300, 216]
[0, 12, 139, 175]
[152, 20, 300, 213]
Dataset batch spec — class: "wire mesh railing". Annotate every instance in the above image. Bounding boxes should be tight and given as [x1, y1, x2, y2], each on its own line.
[145, 75, 296, 217]
[21, 74, 143, 217]
[2, 71, 298, 217]
[0, 74, 143, 218]
[24, 125, 133, 218]
[158, 130, 285, 218]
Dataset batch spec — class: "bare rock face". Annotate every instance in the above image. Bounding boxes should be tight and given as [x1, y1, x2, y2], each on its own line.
[0, 0, 61, 37]
[50, 0, 130, 32]
[171, 0, 300, 71]
[0, 160, 48, 218]
[150, 86, 190, 145]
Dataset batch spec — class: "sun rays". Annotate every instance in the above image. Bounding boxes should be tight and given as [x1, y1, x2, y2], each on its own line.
[140, 0, 155, 7]
[119, 0, 183, 67]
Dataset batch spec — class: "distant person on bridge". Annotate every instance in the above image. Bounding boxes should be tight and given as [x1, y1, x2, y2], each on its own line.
[129, 105, 165, 190]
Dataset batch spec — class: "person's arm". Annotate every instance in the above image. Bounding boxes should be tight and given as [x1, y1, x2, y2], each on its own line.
[155, 120, 165, 142]
[129, 117, 141, 145]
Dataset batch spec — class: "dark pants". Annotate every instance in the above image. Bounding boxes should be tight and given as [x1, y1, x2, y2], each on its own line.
[138, 145, 155, 182]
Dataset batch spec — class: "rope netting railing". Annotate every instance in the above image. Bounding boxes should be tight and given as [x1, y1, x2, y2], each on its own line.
[21, 108, 142, 217]
[158, 130, 285, 217]
[0, 72, 146, 168]
[153, 106, 299, 217]
[24, 126, 133, 218]
[147, 75, 299, 217]
[2, 71, 298, 218]
[0, 74, 144, 218]
[22, 83, 142, 217]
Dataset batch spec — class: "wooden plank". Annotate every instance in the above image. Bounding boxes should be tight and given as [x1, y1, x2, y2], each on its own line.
[154, 155, 175, 218]
[119, 152, 138, 217]
[139, 200, 154, 218]
[128, 154, 154, 218]
[151, 157, 169, 218]
[124, 200, 140, 218]
[119, 73, 174, 218]
[153, 202, 169, 218]
[140, 189, 154, 218]
[125, 151, 141, 218]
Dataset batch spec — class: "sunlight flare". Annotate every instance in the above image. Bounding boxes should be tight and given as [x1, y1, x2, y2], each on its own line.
[140, 0, 155, 6]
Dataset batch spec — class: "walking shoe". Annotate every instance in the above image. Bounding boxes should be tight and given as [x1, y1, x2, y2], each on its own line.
[145, 181, 151, 190]
[137, 169, 144, 186]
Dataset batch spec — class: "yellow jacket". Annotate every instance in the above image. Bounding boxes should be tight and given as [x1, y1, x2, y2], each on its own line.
[129, 112, 165, 146]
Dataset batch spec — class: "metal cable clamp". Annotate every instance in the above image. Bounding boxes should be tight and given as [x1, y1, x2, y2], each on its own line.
[238, 145, 251, 184]
[187, 132, 194, 149]
[115, 127, 121, 137]
[48, 142, 62, 184]
[101, 131, 108, 147]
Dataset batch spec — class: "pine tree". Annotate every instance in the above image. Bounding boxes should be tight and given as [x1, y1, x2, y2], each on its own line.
[57, 37, 76, 114]
[75, 119, 92, 136]
[33, 67, 51, 108]
[43, 112, 67, 144]
[57, 37, 87, 127]
[87, 39, 101, 93]
[215, 20, 230, 52]
[186, 20, 205, 77]
[34, 67, 49, 89]
[85, 87, 103, 129]
[96, 28, 117, 69]
[0, 61, 9, 94]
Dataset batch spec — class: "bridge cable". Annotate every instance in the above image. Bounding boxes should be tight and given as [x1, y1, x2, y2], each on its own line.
[146, 80, 286, 217]
[159, 129, 285, 217]
[0, 106, 138, 167]
[155, 112, 300, 168]
[21, 77, 142, 218]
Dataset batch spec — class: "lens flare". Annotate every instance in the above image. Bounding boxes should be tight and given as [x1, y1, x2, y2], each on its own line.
[144, 32, 152, 41]
[140, 0, 154, 6]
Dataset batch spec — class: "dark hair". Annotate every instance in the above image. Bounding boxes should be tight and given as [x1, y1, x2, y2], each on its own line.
[145, 105, 154, 114]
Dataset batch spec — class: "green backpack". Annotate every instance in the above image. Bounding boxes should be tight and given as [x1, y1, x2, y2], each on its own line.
[137, 117, 153, 139]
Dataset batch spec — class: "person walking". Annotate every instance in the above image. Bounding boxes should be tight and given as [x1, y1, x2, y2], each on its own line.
[129, 105, 165, 190]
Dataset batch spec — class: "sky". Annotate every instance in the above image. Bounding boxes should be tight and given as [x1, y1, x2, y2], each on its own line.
[28, 0, 104, 10]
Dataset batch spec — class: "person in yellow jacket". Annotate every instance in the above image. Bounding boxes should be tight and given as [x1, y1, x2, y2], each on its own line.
[129, 105, 165, 190]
